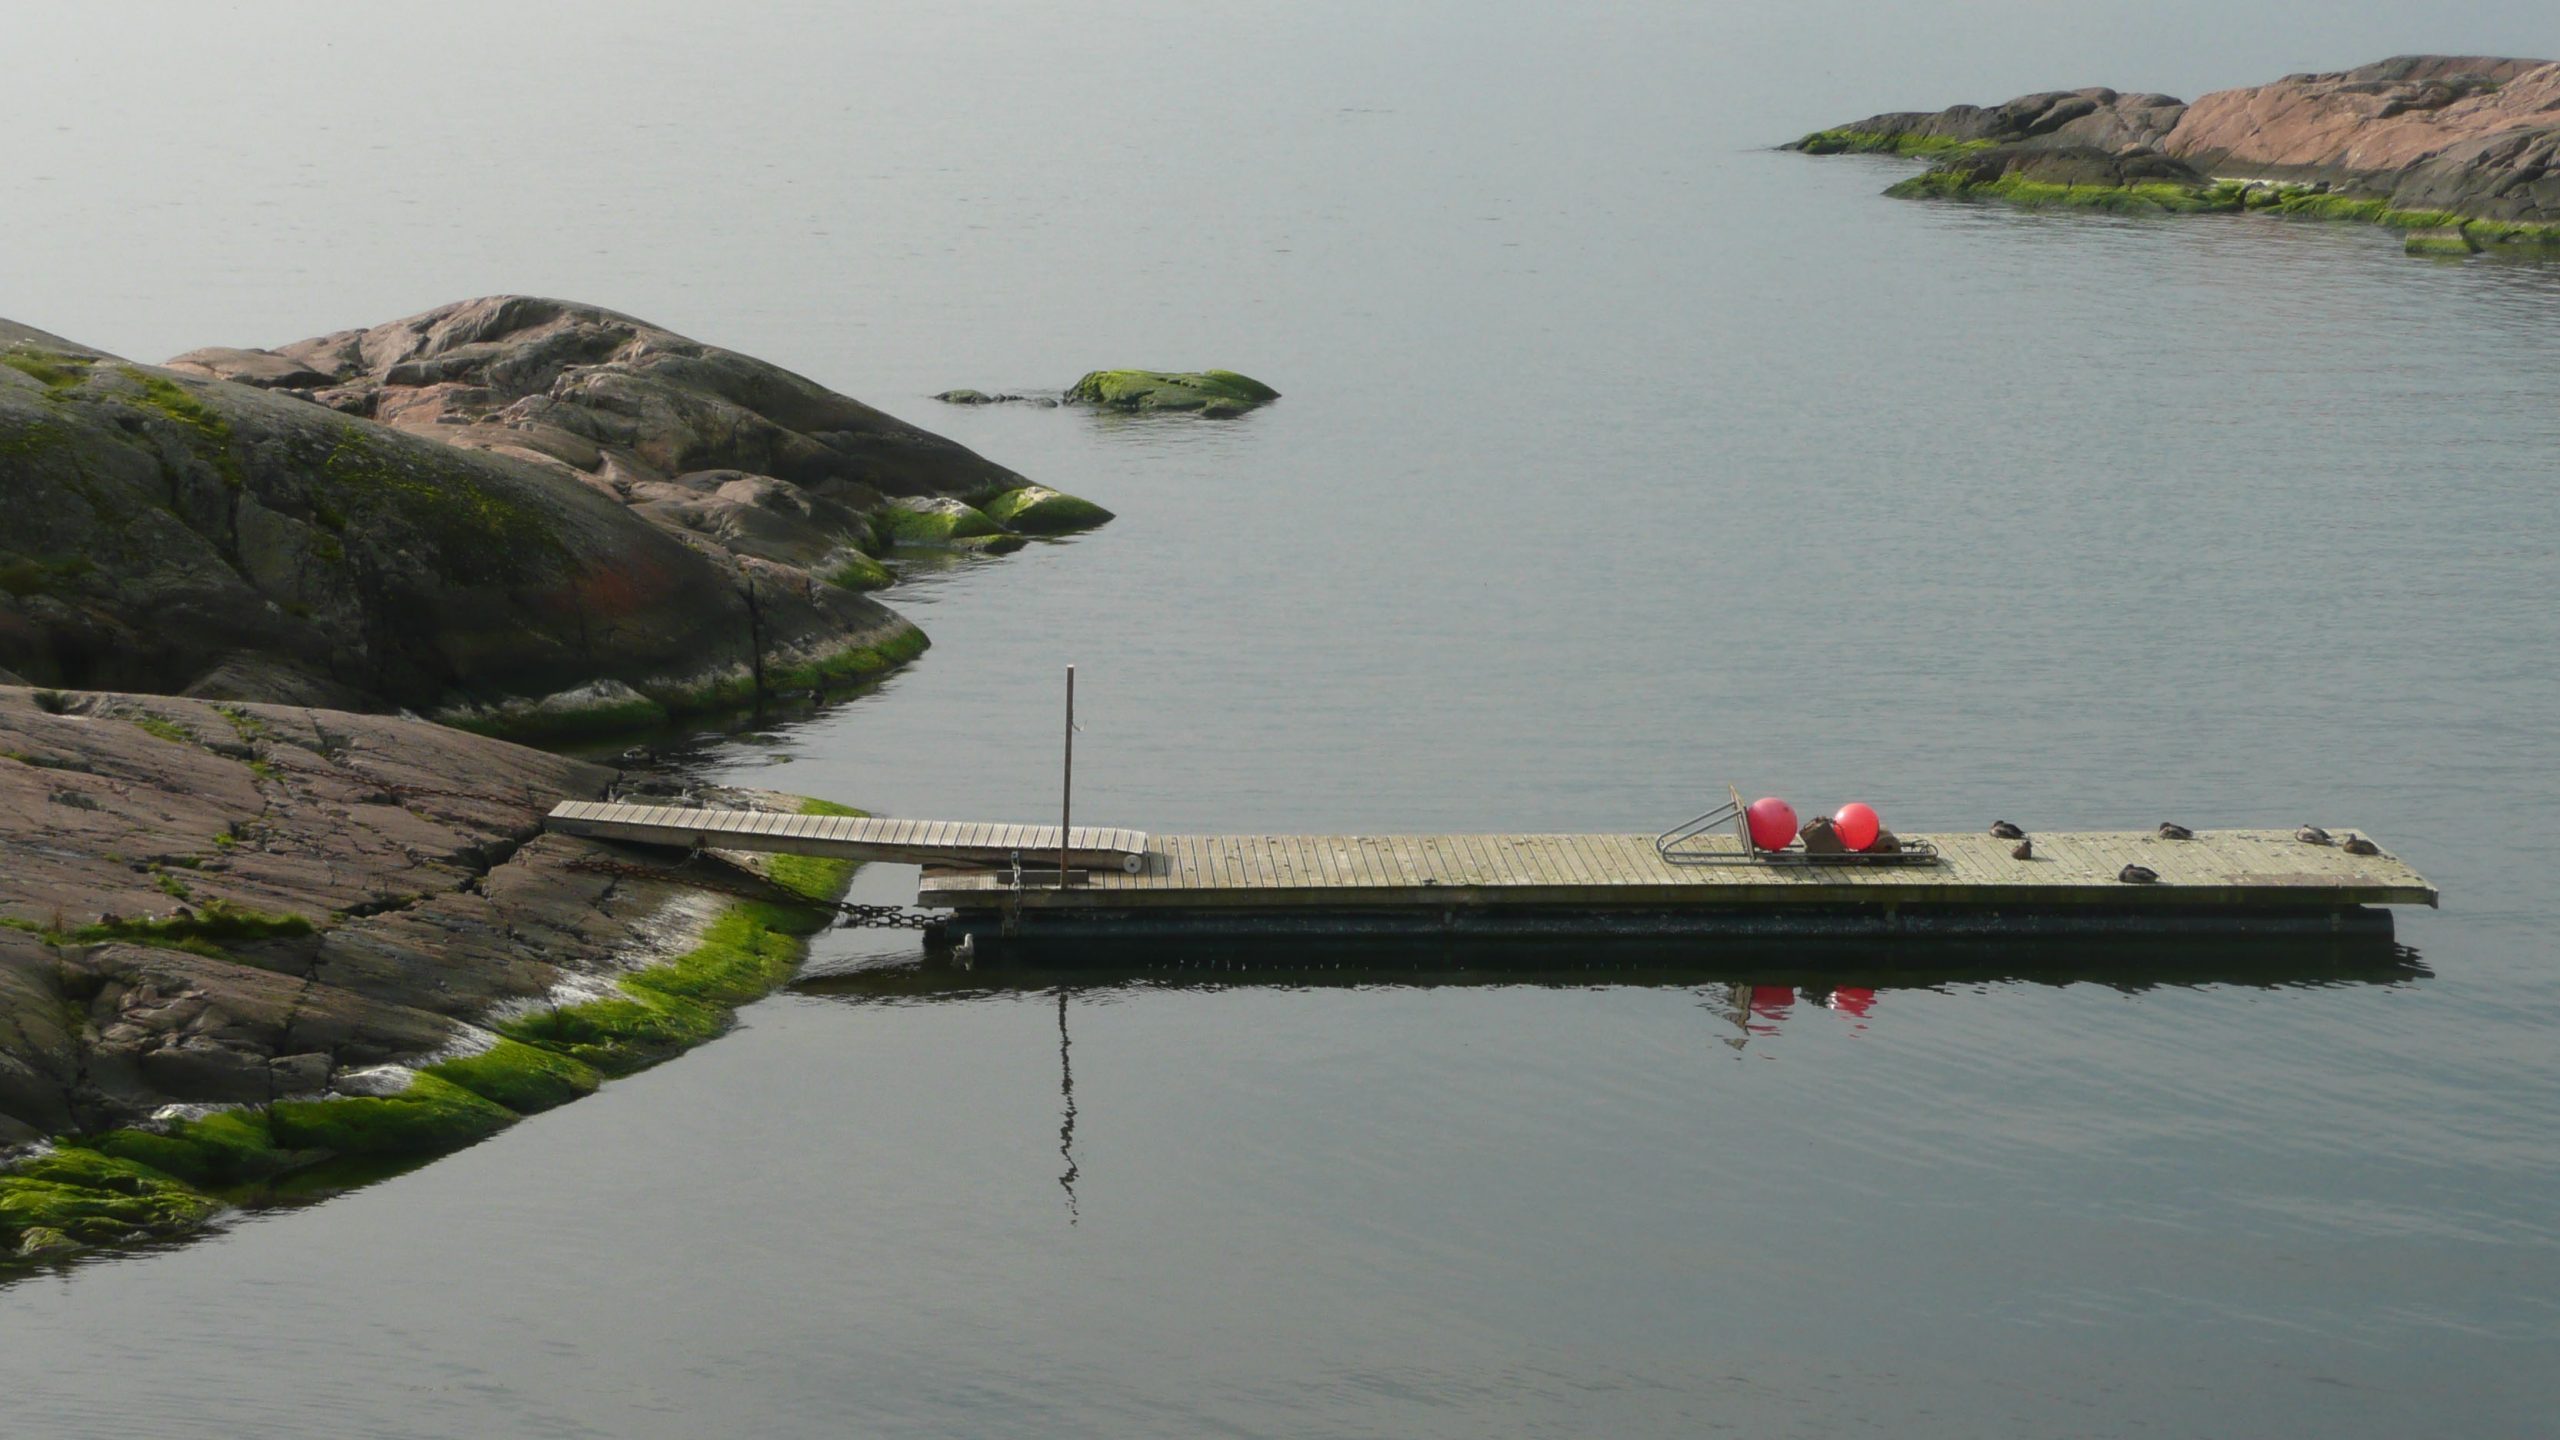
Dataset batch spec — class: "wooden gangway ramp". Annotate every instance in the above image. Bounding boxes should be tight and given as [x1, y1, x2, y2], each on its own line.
[916, 828, 2436, 950]
[543, 801, 1149, 872]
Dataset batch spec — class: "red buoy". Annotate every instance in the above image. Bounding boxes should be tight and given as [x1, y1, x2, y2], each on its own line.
[1745, 797, 1799, 851]
[1834, 802, 1881, 852]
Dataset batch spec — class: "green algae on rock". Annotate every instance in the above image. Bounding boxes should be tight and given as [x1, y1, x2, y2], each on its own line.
[881, 496, 1027, 552]
[495, 802, 860, 1077]
[979, 485, 1114, 535]
[2404, 227, 2483, 256]
[1797, 57, 2560, 252]
[1, 685, 871, 1265]
[3, 809, 861, 1263]
[822, 550, 896, 591]
[89, 1108, 302, 1189]
[423, 1038, 602, 1116]
[431, 619, 929, 740]
[1885, 145, 2234, 213]
[0, 1147, 222, 1253]
[1791, 128, 1993, 157]
[267, 1070, 517, 1158]
[1064, 369, 1279, 415]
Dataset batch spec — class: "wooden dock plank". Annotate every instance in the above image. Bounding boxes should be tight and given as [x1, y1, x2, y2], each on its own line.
[542, 803, 1152, 870]
[917, 827, 2434, 915]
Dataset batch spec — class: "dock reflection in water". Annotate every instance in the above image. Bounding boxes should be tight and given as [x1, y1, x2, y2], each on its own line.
[797, 933, 2429, 1215]
[793, 932, 2430, 1011]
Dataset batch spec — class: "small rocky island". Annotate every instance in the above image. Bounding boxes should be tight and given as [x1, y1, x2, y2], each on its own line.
[0, 298, 1132, 1261]
[1791, 55, 2560, 254]
[938, 368, 1280, 417]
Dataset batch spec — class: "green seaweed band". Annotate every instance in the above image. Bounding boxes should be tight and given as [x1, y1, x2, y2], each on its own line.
[440, 625, 932, 744]
[1885, 170, 2238, 213]
[1, 798, 864, 1264]
[1791, 129, 1996, 157]
[1885, 167, 2560, 245]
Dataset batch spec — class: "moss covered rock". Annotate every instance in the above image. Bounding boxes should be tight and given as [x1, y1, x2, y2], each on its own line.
[821, 550, 895, 591]
[979, 486, 1113, 535]
[2403, 226, 2482, 256]
[0, 1147, 221, 1250]
[424, 1038, 601, 1115]
[267, 1069, 516, 1157]
[1887, 145, 2233, 213]
[90, 1108, 297, 1189]
[1064, 369, 1278, 414]
[882, 496, 1026, 552]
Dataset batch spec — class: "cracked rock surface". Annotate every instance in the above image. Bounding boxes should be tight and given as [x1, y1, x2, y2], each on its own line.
[0, 684, 790, 1146]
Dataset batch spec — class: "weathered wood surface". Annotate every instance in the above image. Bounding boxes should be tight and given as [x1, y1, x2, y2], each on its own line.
[918, 829, 2436, 911]
[543, 801, 1149, 871]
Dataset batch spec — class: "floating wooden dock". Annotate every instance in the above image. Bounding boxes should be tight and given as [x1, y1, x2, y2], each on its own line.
[543, 801, 1149, 872]
[542, 804, 2437, 954]
[916, 828, 2435, 951]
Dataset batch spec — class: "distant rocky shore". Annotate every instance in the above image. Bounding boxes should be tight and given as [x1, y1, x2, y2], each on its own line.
[1790, 55, 2560, 255]
[0, 298, 1149, 1262]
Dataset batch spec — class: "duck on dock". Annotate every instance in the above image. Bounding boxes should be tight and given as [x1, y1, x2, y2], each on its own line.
[2157, 822, 2194, 840]
[1990, 820, 2026, 839]
[2297, 825, 2333, 845]
[2119, 863, 2160, 884]
[2342, 834, 2382, 856]
[2010, 839, 2034, 860]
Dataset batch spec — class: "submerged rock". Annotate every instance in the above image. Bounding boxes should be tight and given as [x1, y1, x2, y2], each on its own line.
[1064, 369, 1279, 414]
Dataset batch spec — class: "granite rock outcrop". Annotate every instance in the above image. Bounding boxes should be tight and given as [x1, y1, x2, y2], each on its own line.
[0, 684, 851, 1255]
[1793, 55, 2560, 239]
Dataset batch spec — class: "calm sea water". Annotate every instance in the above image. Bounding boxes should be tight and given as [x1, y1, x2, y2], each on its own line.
[7, 4, 2559, 1436]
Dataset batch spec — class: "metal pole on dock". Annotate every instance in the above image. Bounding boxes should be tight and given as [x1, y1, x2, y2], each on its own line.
[1059, 665, 1074, 889]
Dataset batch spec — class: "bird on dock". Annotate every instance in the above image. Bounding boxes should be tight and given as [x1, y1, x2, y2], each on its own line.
[1990, 821, 2026, 840]
[2341, 834, 2381, 856]
[2296, 825, 2333, 846]
[2010, 839, 2033, 861]
[2119, 863, 2159, 884]
[2157, 822, 2194, 840]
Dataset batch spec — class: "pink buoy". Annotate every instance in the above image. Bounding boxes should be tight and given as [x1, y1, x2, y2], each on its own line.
[1745, 797, 1798, 851]
[1834, 802, 1881, 852]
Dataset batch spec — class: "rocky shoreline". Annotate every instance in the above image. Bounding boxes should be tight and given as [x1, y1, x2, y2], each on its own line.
[0, 684, 866, 1259]
[3, 296, 1114, 740]
[1791, 55, 2560, 255]
[1, 299, 1150, 1263]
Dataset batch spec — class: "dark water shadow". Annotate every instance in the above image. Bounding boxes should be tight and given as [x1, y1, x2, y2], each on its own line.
[792, 932, 2431, 1005]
